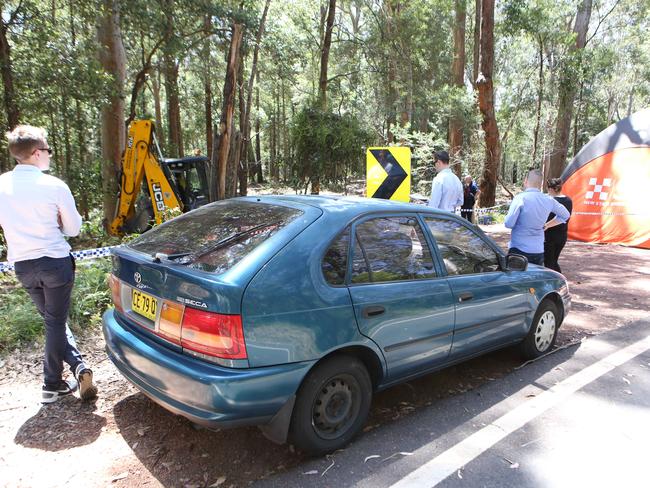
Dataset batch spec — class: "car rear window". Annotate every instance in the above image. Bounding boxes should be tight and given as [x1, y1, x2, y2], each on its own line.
[127, 200, 303, 273]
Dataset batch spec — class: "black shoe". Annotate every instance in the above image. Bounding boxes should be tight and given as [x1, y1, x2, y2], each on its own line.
[42, 379, 78, 404]
[75, 364, 98, 401]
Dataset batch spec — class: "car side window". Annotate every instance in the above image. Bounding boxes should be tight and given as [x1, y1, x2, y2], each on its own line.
[351, 216, 437, 284]
[322, 228, 350, 285]
[424, 217, 500, 275]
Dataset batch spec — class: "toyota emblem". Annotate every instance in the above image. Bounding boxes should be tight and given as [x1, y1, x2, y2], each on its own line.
[134, 272, 142, 284]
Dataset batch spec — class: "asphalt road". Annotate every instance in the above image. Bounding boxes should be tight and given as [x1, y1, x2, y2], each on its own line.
[254, 319, 650, 488]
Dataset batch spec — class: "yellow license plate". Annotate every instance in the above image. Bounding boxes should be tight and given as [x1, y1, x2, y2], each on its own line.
[132, 289, 158, 321]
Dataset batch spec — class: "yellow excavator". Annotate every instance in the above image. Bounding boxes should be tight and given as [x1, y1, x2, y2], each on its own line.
[109, 120, 211, 236]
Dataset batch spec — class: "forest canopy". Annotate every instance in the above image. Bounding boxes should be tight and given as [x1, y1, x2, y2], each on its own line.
[0, 0, 648, 217]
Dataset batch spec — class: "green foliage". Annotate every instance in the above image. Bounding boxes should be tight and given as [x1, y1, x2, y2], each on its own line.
[0, 259, 112, 354]
[291, 104, 372, 189]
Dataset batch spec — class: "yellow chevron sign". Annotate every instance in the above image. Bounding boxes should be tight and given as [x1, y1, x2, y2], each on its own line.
[366, 147, 411, 202]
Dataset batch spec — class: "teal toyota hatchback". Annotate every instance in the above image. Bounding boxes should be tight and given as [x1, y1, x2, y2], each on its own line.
[103, 195, 571, 454]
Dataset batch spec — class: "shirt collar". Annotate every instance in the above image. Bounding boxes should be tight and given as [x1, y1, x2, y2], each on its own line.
[438, 168, 452, 174]
[13, 164, 42, 173]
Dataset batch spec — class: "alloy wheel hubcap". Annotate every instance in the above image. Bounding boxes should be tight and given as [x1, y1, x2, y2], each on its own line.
[534, 310, 556, 352]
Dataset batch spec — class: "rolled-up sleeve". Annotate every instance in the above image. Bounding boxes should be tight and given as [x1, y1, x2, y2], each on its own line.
[57, 184, 82, 236]
[504, 198, 522, 229]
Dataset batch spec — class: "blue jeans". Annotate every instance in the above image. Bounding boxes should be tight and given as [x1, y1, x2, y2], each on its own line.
[14, 255, 84, 386]
[508, 247, 544, 266]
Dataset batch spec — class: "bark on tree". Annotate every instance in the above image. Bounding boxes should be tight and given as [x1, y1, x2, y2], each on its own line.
[476, 0, 500, 207]
[162, 0, 183, 158]
[203, 13, 213, 161]
[471, 0, 481, 89]
[215, 22, 243, 200]
[318, 0, 336, 111]
[150, 71, 164, 145]
[240, 0, 271, 195]
[548, 0, 592, 178]
[532, 36, 544, 164]
[0, 5, 20, 172]
[97, 0, 126, 227]
[449, 0, 466, 178]
[255, 71, 263, 183]
[0, 8, 19, 131]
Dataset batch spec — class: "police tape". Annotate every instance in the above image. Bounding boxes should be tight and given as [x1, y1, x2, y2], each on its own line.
[456, 204, 510, 216]
[0, 246, 117, 274]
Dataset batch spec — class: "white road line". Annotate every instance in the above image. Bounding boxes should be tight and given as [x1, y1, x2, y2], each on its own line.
[390, 335, 650, 488]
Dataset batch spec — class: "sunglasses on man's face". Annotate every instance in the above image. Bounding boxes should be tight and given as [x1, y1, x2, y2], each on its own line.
[37, 147, 53, 155]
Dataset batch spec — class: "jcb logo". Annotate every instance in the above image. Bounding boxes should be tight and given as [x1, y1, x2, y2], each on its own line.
[152, 182, 165, 212]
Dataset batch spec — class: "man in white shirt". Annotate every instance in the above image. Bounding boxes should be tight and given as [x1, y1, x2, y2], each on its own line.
[0, 125, 98, 403]
[428, 150, 464, 212]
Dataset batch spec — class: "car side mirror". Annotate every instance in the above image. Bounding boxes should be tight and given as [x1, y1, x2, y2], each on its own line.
[506, 253, 528, 271]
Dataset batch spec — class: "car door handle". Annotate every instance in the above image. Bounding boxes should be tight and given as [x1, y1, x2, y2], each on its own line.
[363, 305, 385, 318]
[458, 292, 474, 302]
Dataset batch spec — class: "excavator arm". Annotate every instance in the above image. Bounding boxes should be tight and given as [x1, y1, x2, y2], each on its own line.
[109, 120, 183, 236]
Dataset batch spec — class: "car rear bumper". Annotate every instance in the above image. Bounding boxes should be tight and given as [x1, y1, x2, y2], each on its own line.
[102, 308, 314, 429]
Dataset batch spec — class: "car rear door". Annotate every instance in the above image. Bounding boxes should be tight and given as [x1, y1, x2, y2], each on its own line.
[346, 214, 456, 383]
[421, 216, 531, 359]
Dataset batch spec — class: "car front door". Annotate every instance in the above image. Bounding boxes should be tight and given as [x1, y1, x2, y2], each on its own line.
[346, 215, 456, 383]
[422, 216, 531, 359]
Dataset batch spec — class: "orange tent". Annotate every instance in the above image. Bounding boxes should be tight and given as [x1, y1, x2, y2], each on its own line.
[561, 109, 650, 249]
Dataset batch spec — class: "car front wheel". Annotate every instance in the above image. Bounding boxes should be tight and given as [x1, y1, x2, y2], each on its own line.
[289, 355, 372, 455]
[521, 300, 560, 359]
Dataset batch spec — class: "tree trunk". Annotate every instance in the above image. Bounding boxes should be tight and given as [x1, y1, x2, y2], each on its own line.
[163, 0, 183, 157]
[150, 71, 164, 146]
[215, 22, 243, 200]
[237, 55, 246, 196]
[203, 13, 213, 160]
[476, 0, 500, 207]
[532, 35, 544, 164]
[318, 0, 336, 111]
[548, 0, 592, 178]
[240, 0, 271, 193]
[471, 0, 481, 88]
[0, 18, 19, 130]
[0, 10, 20, 172]
[255, 71, 263, 183]
[97, 0, 126, 227]
[449, 0, 466, 178]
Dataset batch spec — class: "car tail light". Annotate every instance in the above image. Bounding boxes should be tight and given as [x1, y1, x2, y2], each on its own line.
[181, 308, 247, 360]
[157, 300, 183, 345]
[108, 274, 123, 312]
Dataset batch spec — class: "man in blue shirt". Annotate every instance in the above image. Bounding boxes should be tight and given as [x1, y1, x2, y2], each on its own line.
[428, 151, 463, 212]
[504, 169, 570, 266]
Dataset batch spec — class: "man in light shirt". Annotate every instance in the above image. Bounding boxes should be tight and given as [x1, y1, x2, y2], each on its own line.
[428, 150, 463, 212]
[0, 125, 98, 403]
[504, 168, 571, 266]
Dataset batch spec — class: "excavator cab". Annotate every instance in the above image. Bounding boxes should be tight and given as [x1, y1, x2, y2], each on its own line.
[109, 120, 212, 236]
[162, 156, 210, 211]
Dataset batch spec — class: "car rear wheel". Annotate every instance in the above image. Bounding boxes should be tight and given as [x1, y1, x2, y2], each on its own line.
[521, 300, 559, 359]
[289, 355, 372, 455]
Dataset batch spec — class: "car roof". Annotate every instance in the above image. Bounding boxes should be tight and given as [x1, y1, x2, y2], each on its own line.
[239, 194, 454, 220]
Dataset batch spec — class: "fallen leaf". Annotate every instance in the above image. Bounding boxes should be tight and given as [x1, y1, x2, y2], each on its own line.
[623, 389, 633, 395]
[622, 377, 631, 385]
[509, 463, 520, 469]
[111, 472, 128, 482]
[208, 477, 226, 487]
[364, 455, 381, 463]
[457, 469, 463, 479]
[302, 470, 318, 475]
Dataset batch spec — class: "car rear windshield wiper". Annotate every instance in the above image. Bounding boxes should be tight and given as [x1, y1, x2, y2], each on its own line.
[152, 252, 192, 263]
[192, 221, 280, 260]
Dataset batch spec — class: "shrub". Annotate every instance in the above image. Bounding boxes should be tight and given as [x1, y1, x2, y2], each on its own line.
[0, 258, 112, 354]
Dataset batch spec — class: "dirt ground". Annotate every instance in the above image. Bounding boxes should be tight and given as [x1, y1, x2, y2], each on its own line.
[1, 225, 649, 488]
